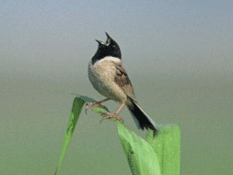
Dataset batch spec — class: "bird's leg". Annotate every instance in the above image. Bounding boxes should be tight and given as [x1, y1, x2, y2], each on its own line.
[101, 102, 125, 122]
[115, 102, 125, 115]
[85, 98, 109, 113]
[96, 98, 110, 104]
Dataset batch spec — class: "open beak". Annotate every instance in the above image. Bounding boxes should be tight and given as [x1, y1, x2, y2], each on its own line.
[96, 32, 112, 45]
[105, 32, 111, 44]
[95, 39, 104, 45]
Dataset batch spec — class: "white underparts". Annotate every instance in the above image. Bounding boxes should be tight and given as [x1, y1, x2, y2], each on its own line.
[98, 56, 121, 64]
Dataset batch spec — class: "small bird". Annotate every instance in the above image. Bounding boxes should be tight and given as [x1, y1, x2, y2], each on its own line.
[86, 32, 157, 133]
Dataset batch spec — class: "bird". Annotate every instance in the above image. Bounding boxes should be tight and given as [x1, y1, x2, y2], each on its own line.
[86, 32, 157, 134]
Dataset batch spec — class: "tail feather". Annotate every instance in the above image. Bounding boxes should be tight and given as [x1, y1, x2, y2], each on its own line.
[127, 99, 158, 133]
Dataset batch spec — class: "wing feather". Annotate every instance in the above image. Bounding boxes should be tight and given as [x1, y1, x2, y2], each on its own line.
[114, 64, 136, 101]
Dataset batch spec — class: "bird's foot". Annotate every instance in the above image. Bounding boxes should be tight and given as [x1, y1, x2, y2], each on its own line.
[85, 102, 109, 114]
[100, 112, 123, 122]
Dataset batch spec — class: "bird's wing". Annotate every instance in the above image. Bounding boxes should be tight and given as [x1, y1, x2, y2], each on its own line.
[114, 63, 136, 101]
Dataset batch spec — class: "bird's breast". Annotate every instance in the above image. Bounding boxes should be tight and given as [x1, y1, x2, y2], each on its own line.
[88, 60, 116, 83]
[88, 60, 127, 102]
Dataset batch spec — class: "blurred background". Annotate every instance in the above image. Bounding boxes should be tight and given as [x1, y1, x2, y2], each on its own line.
[1, 0, 232, 174]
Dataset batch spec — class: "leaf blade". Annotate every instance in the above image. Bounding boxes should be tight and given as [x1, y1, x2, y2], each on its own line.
[116, 122, 161, 175]
[147, 124, 181, 175]
[55, 97, 85, 175]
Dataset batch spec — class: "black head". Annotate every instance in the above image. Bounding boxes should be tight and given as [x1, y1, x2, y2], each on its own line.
[91, 32, 121, 64]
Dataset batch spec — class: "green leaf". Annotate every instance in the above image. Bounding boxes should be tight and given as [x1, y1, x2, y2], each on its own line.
[54, 97, 85, 175]
[54, 95, 180, 175]
[116, 122, 161, 175]
[92, 106, 180, 175]
[147, 124, 181, 175]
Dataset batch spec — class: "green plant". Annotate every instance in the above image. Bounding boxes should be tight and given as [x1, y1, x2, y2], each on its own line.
[55, 97, 180, 175]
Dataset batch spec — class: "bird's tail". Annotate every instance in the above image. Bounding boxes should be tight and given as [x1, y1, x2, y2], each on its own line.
[127, 98, 158, 134]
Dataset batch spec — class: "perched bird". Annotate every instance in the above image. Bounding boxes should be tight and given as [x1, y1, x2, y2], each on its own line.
[86, 32, 157, 133]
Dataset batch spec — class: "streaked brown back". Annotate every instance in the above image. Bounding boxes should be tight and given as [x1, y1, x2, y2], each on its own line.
[114, 64, 136, 101]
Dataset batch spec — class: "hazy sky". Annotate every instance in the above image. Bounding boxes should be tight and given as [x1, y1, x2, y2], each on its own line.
[1, 0, 232, 80]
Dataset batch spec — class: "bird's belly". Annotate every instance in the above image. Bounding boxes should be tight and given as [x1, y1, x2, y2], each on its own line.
[88, 60, 127, 102]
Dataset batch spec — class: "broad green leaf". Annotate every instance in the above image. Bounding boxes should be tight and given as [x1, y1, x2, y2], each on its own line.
[55, 97, 85, 175]
[147, 124, 181, 175]
[116, 122, 161, 175]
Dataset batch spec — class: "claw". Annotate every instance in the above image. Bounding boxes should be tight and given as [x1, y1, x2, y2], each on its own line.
[101, 112, 123, 122]
[85, 105, 89, 114]
[85, 102, 109, 114]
